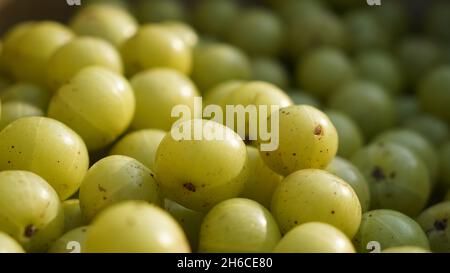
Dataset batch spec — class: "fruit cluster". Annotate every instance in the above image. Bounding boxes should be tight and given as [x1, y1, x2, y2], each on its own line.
[0, 0, 449, 254]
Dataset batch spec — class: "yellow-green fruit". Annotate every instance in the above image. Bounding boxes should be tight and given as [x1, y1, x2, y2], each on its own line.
[165, 199, 204, 252]
[251, 57, 289, 89]
[273, 222, 355, 253]
[0, 231, 25, 253]
[48, 66, 135, 151]
[0, 171, 64, 252]
[155, 119, 248, 212]
[160, 21, 199, 48]
[0, 83, 51, 111]
[199, 198, 281, 253]
[121, 24, 192, 76]
[260, 105, 338, 176]
[62, 199, 84, 233]
[47, 37, 123, 90]
[135, 0, 186, 23]
[79, 155, 162, 222]
[109, 129, 166, 171]
[203, 80, 245, 108]
[0, 117, 89, 200]
[191, 43, 251, 92]
[192, 0, 239, 38]
[0, 102, 43, 131]
[240, 146, 283, 208]
[48, 226, 88, 253]
[130, 68, 199, 131]
[3, 21, 74, 86]
[85, 201, 190, 253]
[70, 4, 138, 47]
[271, 169, 362, 237]
[382, 246, 431, 253]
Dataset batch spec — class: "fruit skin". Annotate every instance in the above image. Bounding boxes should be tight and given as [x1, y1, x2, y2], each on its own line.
[273, 222, 355, 253]
[240, 146, 283, 209]
[251, 57, 289, 89]
[46, 37, 123, 90]
[418, 66, 450, 124]
[79, 155, 162, 222]
[85, 201, 190, 253]
[373, 129, 439, 185]
[404, 114, 449, 148]
[381, 246, 430, 253]
[48, 66, 135, 151]
[160, 21, 199, 48]
[0, 101, 43, 131]
[121, 24, 192, 76]
[48, 226, 88, 253]
[326, 157, 370, 212]
[109, 129, 166, 171]
[62, 199, 84, 233]
[203, 80, 245, 107]
[191, 43, 251, 92]
[192, 0, 239, 38]
[353, 209, 430, 253]
[199, 198, 281, 253]
[165, 199, 204, 252]
[130, 68, 199, 131]
[271, 169, 362, 238]
[439, 142, 450, 191]
[3, 21, 74, 86]
[0, 117, 89, 200]
[344, 10, 388, 52]
[70, 4, 138, 47]
[260, 105, 338, 176]
[416, 201, 450, 253]
[351, 143, 431, 217]
[0, 171, 64, 252]
[135, 0, 186, 23]
[296, 48, 354, 99]
[0, 231, 25, 253]
[0, 83, 51, 111]
[155, 119, 248, 212]
[329, 80, 396, 139]
[325, 110, 364, 159]
[227, 8, 285, 57]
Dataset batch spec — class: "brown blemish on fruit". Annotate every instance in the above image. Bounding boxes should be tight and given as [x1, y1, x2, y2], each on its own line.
[314, 125, 323, 136]
[98, 184, 107, 192]
[183, 183, 196, 192]
[24, 225, 37, 238]
[331, 210, 335, 215]
[390, 172, 396, 179]
[434, 219, 448, 231]
[371, 166, 386, 182]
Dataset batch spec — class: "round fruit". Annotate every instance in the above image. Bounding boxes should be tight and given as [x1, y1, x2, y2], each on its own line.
[251, 57, 289, 88]
[192, 0, 239, 38]
[155, 119, 248, 212]
[344, 10, 388, 52]
[165, 199, 204, 252]
[0, 231, 25, 253]
[0, 83, 51, 111]
[0, 117, 89, 200]
[130, 68, 199, 131]
[48, 226, 88, 253]
[260, 105, 338, 176]
[373, 129, 439, 184]
[325, 110, 364, 159]
[121, 24, 191, 76]
[326, 157, 370, 212]
[3, 21, 74, 86]
[240, 146, 283, 208]
[48, 66, 135, 151]
[70, 4, 138, 47]
[404, 114, 449, 147]
[199, 198, 281, 253]
[395, 96, 419, 124]
[160, 21, 198, 48]
[47, 37, 123, 90]
[273, 222, 355, 253]
[416, 201, 450, 253]
[0, 171, 64, 252]
[203, 80, 245, 107]
[192, 43, 251, 92]
[287, 90, 321, 108]
[85, 201, 190, 253]
[0, 101, 43, 131]
[135, 0, 185, 23]
[271, 169, 362, 237]
[418, 66, 450, 124]
[109, 129, 166, 171]
[353, 209, 430, 253]
[79, 155, 162, 222]
[329, 80, 396, 139]
[296, 47, 354, 99]
[439, 142, 450, 191]
[351, 143, 431, 216]
[62, 199, 84, 233]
